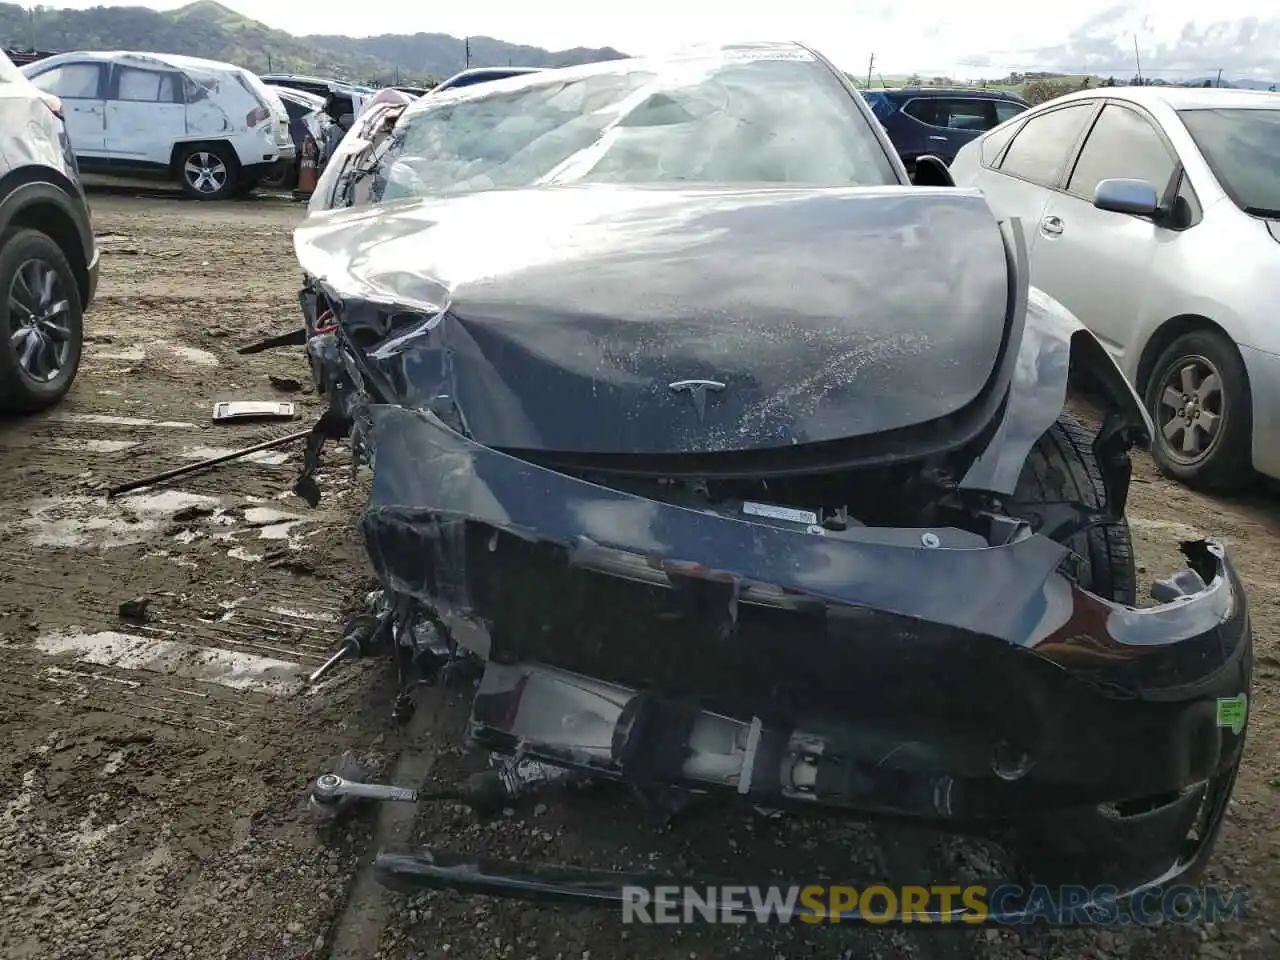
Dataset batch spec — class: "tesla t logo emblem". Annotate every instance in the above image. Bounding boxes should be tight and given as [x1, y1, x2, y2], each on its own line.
[669, 379, 726, 422]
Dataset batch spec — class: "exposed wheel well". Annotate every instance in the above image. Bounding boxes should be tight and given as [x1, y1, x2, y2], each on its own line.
[7, 201, 89, 308]
[169, 141, 240, 178]
[1135, 315, 1244, 395]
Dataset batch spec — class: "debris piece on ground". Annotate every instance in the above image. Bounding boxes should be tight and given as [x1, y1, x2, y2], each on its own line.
[269, 375, 303, 392]
[237, 328, 307, 355]
[106, 429, 311, 498]
[118, 596, 151, 620]
[212, 400, 296, 422]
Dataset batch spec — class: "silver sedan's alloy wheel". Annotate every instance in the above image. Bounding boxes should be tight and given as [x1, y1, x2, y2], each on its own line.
[8, 257, 72, 383]
[1155, 353, 1224, 465]
[184, 152, 229, 194]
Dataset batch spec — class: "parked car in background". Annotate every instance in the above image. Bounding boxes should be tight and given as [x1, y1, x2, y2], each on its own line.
[3, 48, 56, 68]
[861, 87, 1028, 171]
[260, 74, 371, 126]
[0, 50, 98, 411]
[21, 51, 293, 200]
[261, 85, 331, 190]
[430, 66, 543, 93]
[951, 86, 1280, 490]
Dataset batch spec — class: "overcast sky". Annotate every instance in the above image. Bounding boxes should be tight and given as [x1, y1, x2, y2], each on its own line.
[35, 0, 1280, 78]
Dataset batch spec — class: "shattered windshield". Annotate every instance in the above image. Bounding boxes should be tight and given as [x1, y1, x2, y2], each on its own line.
[361, 51, 897, 202]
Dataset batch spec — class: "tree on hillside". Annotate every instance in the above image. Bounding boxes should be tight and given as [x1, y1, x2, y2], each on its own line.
[1022, 78, 1077, 105]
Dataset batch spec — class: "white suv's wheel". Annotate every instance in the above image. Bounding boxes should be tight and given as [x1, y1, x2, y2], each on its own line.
[179, 145, 238, 201]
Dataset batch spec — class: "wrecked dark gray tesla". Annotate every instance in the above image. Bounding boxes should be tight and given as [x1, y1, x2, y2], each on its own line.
[290, 43, 1252, 921]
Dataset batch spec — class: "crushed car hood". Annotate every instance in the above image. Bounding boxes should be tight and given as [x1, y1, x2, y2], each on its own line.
[295, 184, 1012, 456]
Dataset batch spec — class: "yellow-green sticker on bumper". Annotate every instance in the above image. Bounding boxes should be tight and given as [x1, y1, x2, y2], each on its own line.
[1217, 694, 1248, 734]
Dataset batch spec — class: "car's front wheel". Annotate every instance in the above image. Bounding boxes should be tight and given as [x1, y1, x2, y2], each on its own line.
[0, 227, 84, 413]
[1014, 414, 1137, 604]
[179, 145, 239, 201]
[1143, 329, 1253, 492]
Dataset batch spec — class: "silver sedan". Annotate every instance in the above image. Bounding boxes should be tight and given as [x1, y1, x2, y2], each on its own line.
[951, 85, 1280, 491]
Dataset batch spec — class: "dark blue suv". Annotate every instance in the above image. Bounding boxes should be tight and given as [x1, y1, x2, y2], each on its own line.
[861, 87, 1029, 171]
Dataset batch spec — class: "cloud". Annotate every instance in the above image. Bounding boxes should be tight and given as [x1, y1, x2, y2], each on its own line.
[979, 4, 1280, 81]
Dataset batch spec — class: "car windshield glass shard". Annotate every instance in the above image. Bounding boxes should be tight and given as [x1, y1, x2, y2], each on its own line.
[371, 54, 897, 202]
[1178, 108, 1280, 215]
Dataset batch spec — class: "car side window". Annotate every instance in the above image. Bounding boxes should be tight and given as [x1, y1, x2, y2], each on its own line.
[994, 101, 1027, 124]
[941, 99, 996, 131]
[282, 99, 307, 121]
[902, 98, 940, 126]
[115, 66, 183, 104]
[29, 63, 102, 99]
[997, 102, 1095, 187]
[980, 121, 1021, 167]
[1066, 103, 1177, 203]
[904, 98, 996, 131]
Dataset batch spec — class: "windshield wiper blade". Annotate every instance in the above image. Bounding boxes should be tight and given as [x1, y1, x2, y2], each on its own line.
[1243, 206, 1280, 219]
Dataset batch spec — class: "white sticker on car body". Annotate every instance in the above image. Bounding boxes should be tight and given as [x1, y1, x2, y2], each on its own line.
[741, 501, 819, 526]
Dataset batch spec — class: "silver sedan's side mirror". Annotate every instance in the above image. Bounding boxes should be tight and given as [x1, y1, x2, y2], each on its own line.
[1094, 178, 1159, 217]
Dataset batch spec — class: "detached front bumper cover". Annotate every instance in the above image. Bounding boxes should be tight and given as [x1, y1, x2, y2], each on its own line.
[353, 403, 1251, 908]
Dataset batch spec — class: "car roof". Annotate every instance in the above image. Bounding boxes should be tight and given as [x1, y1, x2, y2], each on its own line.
[274, 86, 326, 107]
[873, 86, 1027, 102]
[446, 66, 542, 78]
[434, 66, 545, 89]
[28, 50, 243, 74]
[262, 74, 370, 93]
[1032, 85, 1280, 112]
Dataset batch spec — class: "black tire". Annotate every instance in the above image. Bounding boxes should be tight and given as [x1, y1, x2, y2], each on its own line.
[178, 143, 239, 201]
[259, 159, 298, 192]
[1143, 329, 1253, 492]
[0, 228, 84, 414]
[234, 177, 261, 198]
[1014, 415, 1137, 604]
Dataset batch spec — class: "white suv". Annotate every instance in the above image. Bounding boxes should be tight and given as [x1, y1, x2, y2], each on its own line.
[22, 50, 294, 200]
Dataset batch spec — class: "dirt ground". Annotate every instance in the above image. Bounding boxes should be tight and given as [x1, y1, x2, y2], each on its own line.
[0, 189, 1277, 960]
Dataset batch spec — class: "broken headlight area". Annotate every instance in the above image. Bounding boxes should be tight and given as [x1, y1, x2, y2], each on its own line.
[306, 401, 1250, 911]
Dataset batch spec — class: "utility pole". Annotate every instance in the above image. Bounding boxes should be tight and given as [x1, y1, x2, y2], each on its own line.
[1133, 34, 1143, 84]
[28, 5, 36, 51]
[465, 37, 471, 68]
[865, 52, 875, 88]
[1215, 67, 1223, 88]
[267, 52, 272, 73]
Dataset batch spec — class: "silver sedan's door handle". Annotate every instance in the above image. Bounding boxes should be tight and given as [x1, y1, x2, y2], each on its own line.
[1040, 215, 1064, 237]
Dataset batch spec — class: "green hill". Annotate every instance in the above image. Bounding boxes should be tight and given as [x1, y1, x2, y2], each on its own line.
[2, 1, 627, 86]
[303, 31, 628, 79]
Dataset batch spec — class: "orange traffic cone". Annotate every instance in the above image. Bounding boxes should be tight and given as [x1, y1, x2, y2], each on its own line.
[293, 136, 319, 201]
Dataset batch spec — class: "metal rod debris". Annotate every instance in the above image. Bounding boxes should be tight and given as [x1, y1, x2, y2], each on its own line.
[105, 429, 312, 499]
